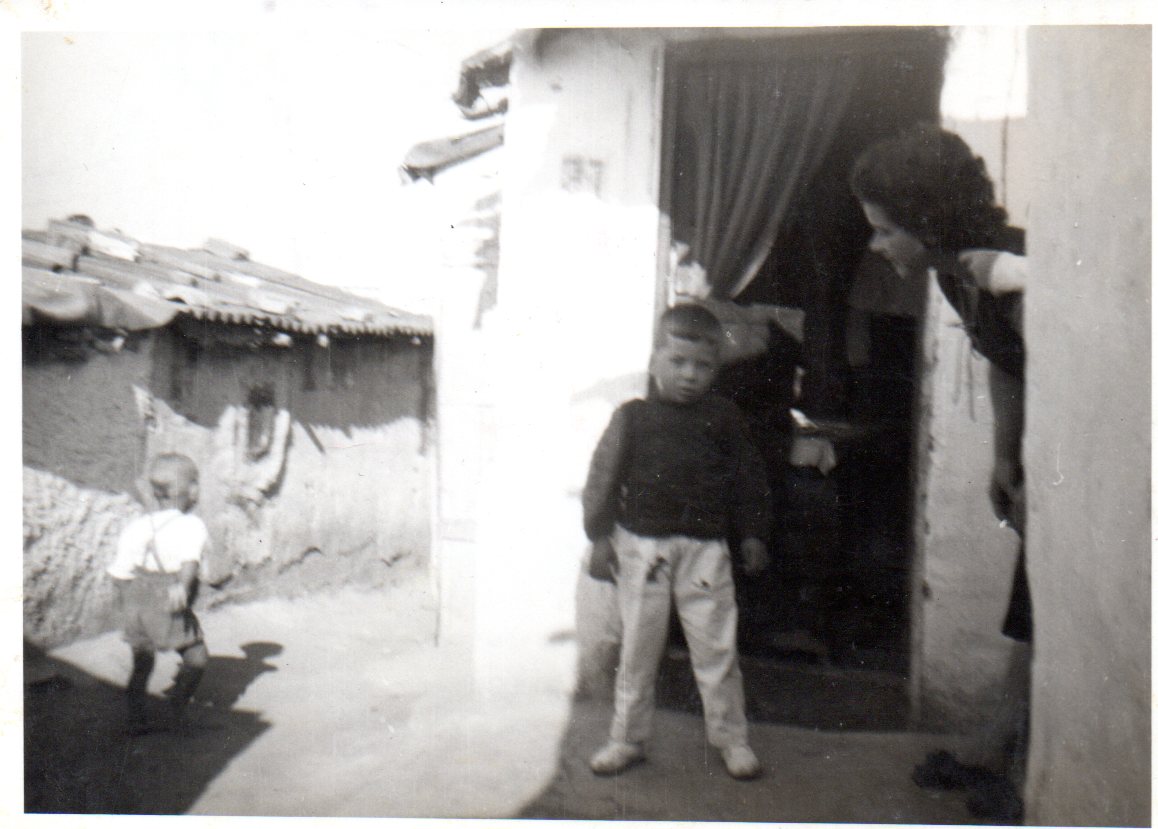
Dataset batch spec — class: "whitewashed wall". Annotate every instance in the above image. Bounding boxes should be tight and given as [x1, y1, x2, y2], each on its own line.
[474, 29, 667, 696]
[1023, 26, 1150, 827]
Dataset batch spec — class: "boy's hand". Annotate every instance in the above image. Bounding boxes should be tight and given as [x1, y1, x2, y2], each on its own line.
[588, 537, 619, 584]
[167, 583, 189, 612]
[740, 538, 770, 575]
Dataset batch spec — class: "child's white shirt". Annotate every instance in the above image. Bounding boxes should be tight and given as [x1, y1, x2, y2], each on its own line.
[107, 509, 209, 580]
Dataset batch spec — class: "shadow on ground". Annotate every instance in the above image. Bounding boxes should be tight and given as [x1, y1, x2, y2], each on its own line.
[517, 646, 974, 823]
[25, 640, 273, 814]
[515, 695, 977, 824]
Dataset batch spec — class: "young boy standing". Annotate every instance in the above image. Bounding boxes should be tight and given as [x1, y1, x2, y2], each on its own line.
[107, 453, 210, 734]
[582, 303, 772, 780]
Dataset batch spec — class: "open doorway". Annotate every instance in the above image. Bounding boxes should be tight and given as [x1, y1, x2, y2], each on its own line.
[656, 28, 948, 729]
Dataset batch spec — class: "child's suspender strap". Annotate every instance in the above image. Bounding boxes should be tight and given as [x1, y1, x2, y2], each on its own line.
[144, 514, 180, 572]
[145, 536, 165, 572]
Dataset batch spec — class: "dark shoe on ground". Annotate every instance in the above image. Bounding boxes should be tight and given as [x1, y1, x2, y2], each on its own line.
[967, 775, 1024, 825]
[589, 741, 646, 776]
[912, 750, 990, 790]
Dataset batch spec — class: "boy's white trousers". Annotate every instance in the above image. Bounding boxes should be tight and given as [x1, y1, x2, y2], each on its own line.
[609, 525, 749, 749]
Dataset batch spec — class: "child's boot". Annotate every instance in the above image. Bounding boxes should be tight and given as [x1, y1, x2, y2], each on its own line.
[166, 642, 208, 718]
[165, 664, 205, 711]
[166, 666, 206, 731]
[166, 660, 226, 732]
[125, 649, 155, 735]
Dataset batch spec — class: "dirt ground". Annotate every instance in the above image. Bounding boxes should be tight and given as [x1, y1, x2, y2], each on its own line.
[25, 572, 981, 823]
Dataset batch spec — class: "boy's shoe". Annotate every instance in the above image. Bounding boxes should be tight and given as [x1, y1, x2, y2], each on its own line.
[589, 741, 646, 775]
[720, 744, 762, 780]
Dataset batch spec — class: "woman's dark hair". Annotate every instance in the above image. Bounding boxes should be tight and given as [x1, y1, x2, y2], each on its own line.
[850, 122, 1009, 253]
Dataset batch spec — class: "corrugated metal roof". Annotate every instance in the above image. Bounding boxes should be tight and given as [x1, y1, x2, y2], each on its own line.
[401, 123, 504, 182]
[22, 219, 433, 338]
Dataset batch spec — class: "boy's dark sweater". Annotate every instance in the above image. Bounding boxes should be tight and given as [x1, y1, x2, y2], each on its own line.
[582, 393, 772, 543]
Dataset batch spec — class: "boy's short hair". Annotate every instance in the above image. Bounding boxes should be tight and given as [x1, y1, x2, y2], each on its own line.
[148, 453, 199, 487]
[655, 303, 724, 350]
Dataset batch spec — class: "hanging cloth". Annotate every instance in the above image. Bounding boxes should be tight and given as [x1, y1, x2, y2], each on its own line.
[669, 49, 860, 299]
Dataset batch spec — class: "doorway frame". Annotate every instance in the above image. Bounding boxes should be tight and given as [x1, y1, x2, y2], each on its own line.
[653, 27, 951, 725]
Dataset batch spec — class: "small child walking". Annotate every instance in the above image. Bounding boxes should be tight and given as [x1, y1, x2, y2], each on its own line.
[107, 453, 210, 734]
[582, 303, 772, 780]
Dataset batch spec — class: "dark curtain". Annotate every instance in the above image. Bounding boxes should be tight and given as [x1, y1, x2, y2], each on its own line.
[669, 52, 861, 299]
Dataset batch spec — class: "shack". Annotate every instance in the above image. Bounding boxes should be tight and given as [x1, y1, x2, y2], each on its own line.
[23, 217, 435, 648]
[413, 26, 1149, 826]
[417, 23, 1000, 725]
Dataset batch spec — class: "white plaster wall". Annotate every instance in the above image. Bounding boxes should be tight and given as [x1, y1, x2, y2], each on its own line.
[912, 292, 1023, 729]
[1023, 26, 1150, 827]
[403, 152, 504, 653]
[409, 150, 505, 543]
[910, 26, 1030, 731]
[475, 29, 666, 695]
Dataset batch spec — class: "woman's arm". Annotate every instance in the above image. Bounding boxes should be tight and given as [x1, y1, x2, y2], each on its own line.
[988, 361, 1026, 532]
[958, 249, 1028, 295]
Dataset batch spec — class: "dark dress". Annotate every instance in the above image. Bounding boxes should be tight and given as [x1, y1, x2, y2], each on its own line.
[935, 228, 1031, 643]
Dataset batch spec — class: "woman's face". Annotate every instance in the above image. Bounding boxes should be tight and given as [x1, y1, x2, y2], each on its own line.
[861, 202, 933, 279]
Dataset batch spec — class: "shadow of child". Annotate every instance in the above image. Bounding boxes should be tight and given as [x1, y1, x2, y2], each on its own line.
[189, 641, 283, 711]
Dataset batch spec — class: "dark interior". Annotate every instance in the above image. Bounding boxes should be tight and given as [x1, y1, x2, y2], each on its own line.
[660, 29, 948, 728]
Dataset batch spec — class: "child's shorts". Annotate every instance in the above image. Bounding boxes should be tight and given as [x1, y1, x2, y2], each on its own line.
[121, 570, 203, 652]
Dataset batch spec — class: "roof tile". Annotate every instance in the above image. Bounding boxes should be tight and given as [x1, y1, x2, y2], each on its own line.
[22, 220, 432, 338]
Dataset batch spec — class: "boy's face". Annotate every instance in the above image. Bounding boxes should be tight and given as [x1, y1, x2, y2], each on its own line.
[149, 466, 198, 511]
[650, 334, 720, 404]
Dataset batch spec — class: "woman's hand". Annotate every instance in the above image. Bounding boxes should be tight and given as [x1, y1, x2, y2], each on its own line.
[989, 457, 1026, 534]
